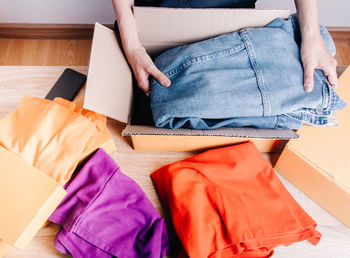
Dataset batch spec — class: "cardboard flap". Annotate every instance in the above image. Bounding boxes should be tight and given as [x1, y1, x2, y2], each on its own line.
[134, 7, 290, 55]
[284, 67, 350, 190]
[0, 146, 66, 249]
[83, 23, 132, 123]
[122, 125, 298, 139]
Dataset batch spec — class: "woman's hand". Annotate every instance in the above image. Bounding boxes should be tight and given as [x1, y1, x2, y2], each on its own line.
[300, 34, 338, 92]
[294, 0, 338, 93]
[112, 0, 171, 94]
[126, 46, 171, 93]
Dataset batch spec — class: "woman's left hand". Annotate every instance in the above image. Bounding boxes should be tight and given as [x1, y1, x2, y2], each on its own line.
[300, 33, 338, 92]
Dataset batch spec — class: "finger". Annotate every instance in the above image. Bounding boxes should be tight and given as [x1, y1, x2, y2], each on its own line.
[323, 65, 338, 89]
[303, 63, 315, 93]
[148, 65, 171, 87]
[136, 72, 150, 93]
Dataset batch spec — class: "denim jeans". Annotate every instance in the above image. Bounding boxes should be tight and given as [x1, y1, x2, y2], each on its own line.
[150, 14, 346, 130]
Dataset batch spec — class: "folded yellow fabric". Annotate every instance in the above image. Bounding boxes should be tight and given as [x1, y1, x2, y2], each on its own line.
[73, 95, 117, 165]
[0, 96, 107, 185]
[0, 146, 66, 250]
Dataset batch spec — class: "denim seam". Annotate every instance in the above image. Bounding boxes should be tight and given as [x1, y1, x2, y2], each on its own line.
[239, 29, 271, 116]
[314, 71, 331, 109]
[151, 43, 245, 84]
[288, 111, 329, 126]
[274, 115, 280, 129]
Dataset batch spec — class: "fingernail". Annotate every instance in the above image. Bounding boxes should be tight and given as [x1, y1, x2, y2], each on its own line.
[163, 80, 171, 87]
[304, 85, 312, 92]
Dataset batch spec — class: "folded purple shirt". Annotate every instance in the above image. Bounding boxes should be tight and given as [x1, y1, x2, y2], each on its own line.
[49, 149, 170, 258]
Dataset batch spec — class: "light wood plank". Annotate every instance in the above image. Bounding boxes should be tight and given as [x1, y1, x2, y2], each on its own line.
[334, 39, 350, 66]
[0, 39, 92, 66]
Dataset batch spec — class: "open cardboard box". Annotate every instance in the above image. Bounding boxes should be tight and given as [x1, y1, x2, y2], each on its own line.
[275, 66, 350, 227]
[83, 7, 299, 152]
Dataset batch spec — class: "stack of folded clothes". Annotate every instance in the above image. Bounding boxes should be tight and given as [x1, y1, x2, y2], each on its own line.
[150, 14, 346, 130]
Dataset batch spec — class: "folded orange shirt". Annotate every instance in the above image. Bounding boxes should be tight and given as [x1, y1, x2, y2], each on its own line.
[0, 96, 107, 185]
[151, 142, 321, 258]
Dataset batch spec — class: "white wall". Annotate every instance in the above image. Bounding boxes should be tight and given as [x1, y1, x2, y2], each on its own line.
[256, 0, 350, 27]
[0, 0, 116, 24]
[0, 0, 349, 26]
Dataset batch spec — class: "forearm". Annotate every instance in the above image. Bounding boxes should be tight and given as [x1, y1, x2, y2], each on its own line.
[111, 0, 143, 54]
[294, 0, 321, 40]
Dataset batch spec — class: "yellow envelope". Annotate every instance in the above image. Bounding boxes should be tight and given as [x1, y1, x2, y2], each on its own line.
[0, 146, 66, 250]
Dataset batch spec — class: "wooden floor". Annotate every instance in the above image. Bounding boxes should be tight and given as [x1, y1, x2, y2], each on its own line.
[0, 39, 92, 66]
[0, 34, 350, 66]
[334, 39, 350, 65]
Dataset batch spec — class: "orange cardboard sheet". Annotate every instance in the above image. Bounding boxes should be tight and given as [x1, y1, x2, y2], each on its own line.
[0, 241, 13, 258]
[130, 134, 281, 152]
[275, 66, 350, 227]
[0, 146, 66, 250]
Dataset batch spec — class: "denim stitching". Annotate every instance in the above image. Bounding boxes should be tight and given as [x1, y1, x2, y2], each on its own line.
[151, 43, 245, 85]
[274, 115, 280, 129]
[290, 109, 329, 125]
[239, 29, 271, 116]
[314, 71, 331, 110]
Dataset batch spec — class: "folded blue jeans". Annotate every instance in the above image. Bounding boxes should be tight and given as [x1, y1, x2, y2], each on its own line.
[150, 14, 346, 130]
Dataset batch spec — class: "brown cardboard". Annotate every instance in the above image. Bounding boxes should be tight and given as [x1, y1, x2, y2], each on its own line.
[84, 23, 132, 124]
[134, 7, 290, 56]
[0, 146, 66, 250]
[123, 125, 294, 152]
[275, 66, 350, 227]
[83, 7, 298, 152]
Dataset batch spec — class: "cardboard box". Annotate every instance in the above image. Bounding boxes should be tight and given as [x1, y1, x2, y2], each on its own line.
[83, 7, 298, 152]
[0, 146, 66, 250]
[275, 66, 350, 227]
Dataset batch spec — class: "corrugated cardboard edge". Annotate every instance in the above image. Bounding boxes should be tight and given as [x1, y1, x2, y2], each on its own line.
[275, 145, 350, 227]
[14, 187, 66, 250]
[122, 125, 298, 139]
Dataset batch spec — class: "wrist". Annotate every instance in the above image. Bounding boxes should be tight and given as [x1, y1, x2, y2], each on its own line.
[124, 40, 144, 54]
[299, 18, 321, 40]
[301, 28, 322, 42]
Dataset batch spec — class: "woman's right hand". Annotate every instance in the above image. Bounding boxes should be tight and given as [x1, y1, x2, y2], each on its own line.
[126, 46, 171, 94]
